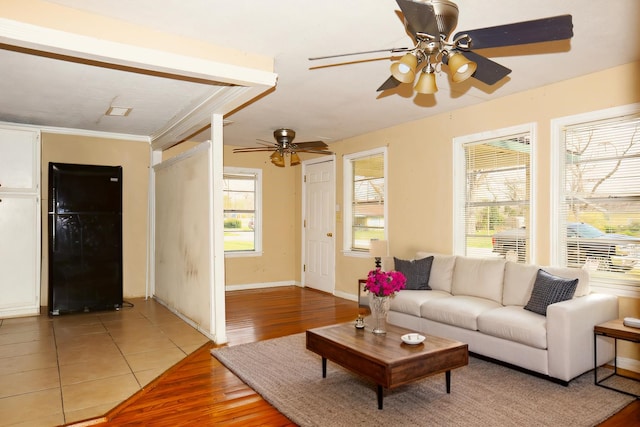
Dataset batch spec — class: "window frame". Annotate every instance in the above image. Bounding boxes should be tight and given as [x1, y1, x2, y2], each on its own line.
[551, 103, 640, 295]
[223, 166, 262, 257]
[342, 147, 388, 257]
[453, 123, 537, 262]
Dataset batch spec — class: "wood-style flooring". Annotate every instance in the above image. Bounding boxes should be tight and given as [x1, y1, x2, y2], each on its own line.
[66, 286, 639, 426]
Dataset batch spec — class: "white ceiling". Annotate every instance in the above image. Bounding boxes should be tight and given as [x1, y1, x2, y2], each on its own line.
[1, 0, 639, 149]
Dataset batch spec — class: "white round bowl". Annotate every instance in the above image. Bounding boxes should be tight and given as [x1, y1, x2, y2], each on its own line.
[401, 333, 425, 345]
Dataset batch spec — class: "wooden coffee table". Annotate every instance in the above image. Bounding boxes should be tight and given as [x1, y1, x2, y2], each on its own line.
[306, 322, 468, 409]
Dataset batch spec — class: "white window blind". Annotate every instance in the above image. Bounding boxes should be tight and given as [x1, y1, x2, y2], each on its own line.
[462, 133, 531, 262]
[223, 169, 260, 253]
[559, 113, 640, 276]
[344, 149, 386, 252]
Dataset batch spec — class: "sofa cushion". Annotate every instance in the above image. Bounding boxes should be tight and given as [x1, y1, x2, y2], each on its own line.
[415, 252, 456, 293]
[503, 262, 539, 306]
[394, 256, 433, 290]
[390, 289, 451, 317]
[451, 257, 507, 304]
[524, 269, 579, 316]
[421, 295, 502, 331]
[477, 306, 548, 349]
[540, 265, 590, 297]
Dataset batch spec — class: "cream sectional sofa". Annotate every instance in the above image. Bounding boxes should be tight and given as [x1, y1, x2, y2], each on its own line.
[383, 252, 618, 384]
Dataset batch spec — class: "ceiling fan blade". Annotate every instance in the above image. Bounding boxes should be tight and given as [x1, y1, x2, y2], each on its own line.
[297, 149, 334, 155]
[454, 15, 573, 50]
[233, 147, 277, 153]
[295, 141, 328, 149]
[395, 0, 438, 37]
[376, 75, 402, 92]
[309, 47, 410, 61]
[463, 51, 512, 85]
[256, 139, 277, 146]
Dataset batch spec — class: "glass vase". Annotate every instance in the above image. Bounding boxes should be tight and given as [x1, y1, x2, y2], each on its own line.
[369, 294, 390, 335]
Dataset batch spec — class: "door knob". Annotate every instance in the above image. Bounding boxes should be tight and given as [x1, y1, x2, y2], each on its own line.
[326, 232, 333, 237]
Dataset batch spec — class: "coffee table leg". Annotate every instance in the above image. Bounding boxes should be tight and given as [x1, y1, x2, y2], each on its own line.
[377, 385, 383, 410]
[446, 370, 451, 393]
[322, 357, 327, 378]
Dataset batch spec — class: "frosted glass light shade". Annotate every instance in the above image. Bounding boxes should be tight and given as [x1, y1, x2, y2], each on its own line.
[415, 71, 438, 94]
[390, 53, 418, 84]
[448, 52, 477, 83]
[270, 151, 285, 167]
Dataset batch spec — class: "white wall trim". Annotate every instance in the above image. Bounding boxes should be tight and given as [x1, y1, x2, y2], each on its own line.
[146, 149, 162, 299]
[335, 289, 358, 303]
[0, 120, 150, 143]
[210, 114, 227, 344]
[617, 356, 640, 374]
[0, 18, 277, 88]
[225, 281, 300, 292]
[152, 296, 215, 342]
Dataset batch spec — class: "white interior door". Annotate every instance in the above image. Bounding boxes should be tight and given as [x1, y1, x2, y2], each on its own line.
[303, 159, 335, 294]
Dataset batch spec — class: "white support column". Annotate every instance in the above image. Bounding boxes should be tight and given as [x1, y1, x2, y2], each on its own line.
[146, 147, 162, 299]
[210, 114, 227, 344]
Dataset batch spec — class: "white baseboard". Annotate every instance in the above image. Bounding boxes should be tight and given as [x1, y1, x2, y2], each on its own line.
[226, 282, 359, 305]
[334, 289, 357, 302]
[617, 356, 640, 373]
[152, 296, 216, 342]
[225, 280, 299, 292]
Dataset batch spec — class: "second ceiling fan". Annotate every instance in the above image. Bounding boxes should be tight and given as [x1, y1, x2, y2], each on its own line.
[310, 0, 574, 95]
[233, 128, 333, 167]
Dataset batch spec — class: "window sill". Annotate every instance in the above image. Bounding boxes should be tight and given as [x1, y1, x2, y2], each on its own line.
[225, 251, 262, 258]
[590, 277, 640, 299]
[342, 250, 370, 259]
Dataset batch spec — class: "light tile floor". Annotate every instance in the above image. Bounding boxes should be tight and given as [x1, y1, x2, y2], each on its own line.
[0, 298, 210, 427]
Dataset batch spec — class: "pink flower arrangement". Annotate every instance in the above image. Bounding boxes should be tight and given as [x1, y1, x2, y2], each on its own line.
[365, 268, 407, 297]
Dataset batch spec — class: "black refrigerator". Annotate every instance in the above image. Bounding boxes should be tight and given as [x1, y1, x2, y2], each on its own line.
[48, 163, 123, 315]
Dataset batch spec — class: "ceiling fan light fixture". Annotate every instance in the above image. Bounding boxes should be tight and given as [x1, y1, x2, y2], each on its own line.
[447, 51, 477, 83]
[270, 151, 285, 167]
[390, 52, 418, 83]
[415, 66, 438, 94]
[290, 152, 301, 166]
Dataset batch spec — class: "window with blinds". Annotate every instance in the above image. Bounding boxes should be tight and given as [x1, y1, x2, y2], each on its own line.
[460, 132, 531, 262]
[558, 112, 640, 277]
[223, 168, 261, 253]
[343, 148, 386, 252]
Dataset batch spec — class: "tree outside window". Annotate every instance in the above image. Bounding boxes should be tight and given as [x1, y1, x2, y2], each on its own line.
[454, 126, 533, 262]
[554, 109, 640, 279]
[223, 168, 261, 253]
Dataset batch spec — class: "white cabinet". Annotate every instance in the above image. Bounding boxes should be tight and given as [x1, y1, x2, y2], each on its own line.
[0, 127, 41, 317]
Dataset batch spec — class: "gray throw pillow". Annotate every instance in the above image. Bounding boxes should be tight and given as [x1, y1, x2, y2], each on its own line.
[524, 269, 579, 316]
[394, 256, 434, 290]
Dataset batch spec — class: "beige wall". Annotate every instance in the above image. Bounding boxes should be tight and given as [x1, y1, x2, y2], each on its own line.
[37, 61, 639, 357]
[222, 146, 300, 286]
[221, 62, 640, 309]
[163, 142, 303, 287]
[41, 133, 149, 300]
[325, 61, 640, 361]
[324, 61, 640, 301]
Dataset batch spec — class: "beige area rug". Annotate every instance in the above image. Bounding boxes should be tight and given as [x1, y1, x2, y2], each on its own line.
[212, 333, 635, 427]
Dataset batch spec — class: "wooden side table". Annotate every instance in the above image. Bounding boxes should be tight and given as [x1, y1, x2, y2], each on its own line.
[594, 319, 640, 397]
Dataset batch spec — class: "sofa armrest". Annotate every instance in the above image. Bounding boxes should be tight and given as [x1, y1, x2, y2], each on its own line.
[547, 293, 618, 382]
